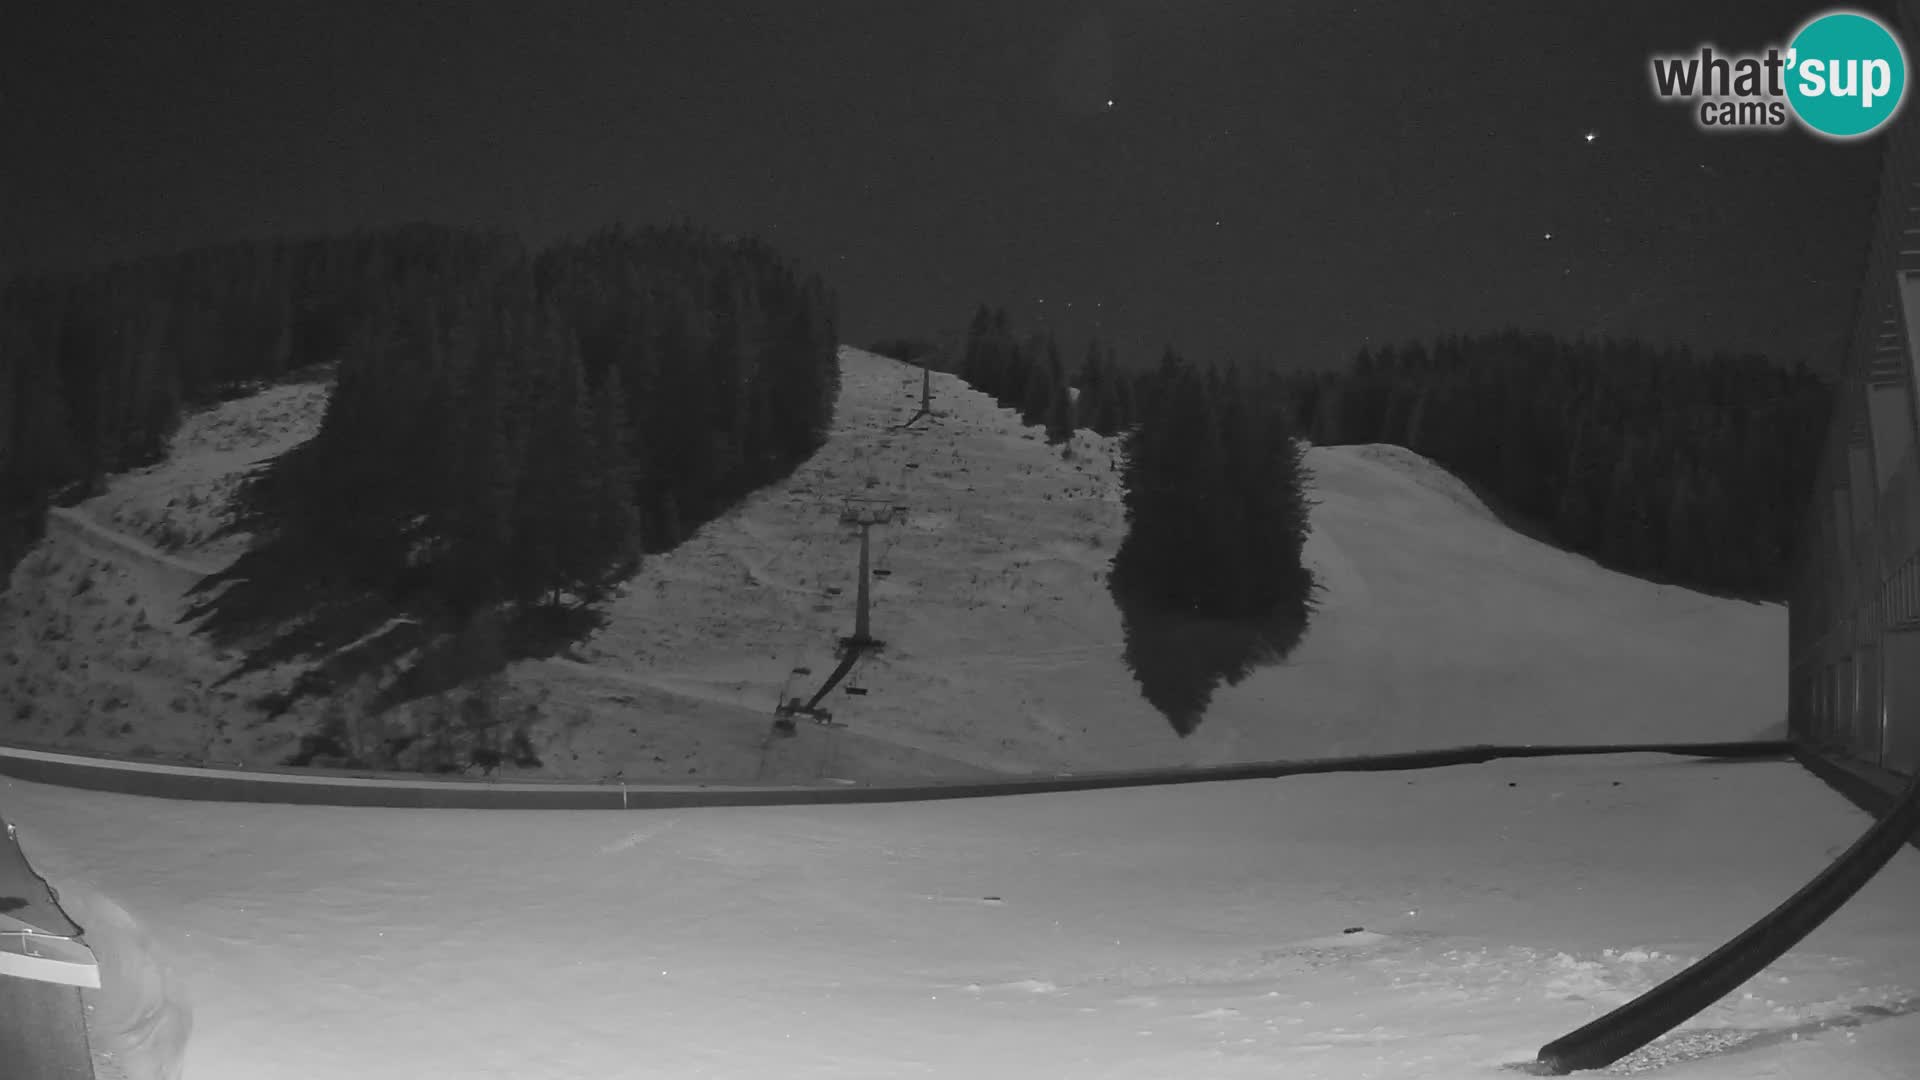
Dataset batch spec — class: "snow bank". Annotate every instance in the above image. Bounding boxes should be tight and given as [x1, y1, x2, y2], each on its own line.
[4, 833, 194, 1080]
[65, 884, 194, 1080]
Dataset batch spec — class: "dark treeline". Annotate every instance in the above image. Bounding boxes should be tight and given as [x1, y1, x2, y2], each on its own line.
[959, 305, 1317, 733]
[1284, 331, 1832, 598]
[2, 222, 840, 747]
[233, 222, 839, 621]
[1, 226, 537, 517]
[959, 304, 1137, 442]
[865, 337, 939, 365]
[1, 223, 839, 611]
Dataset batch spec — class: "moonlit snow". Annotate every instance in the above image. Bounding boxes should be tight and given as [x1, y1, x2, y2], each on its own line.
[2, 350, 1914, 1078]
[8, 753, 1919, 1078]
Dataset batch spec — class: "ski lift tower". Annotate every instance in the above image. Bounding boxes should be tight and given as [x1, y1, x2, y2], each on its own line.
[770, 492, 907, 733]
[892, 360, 940, 430]
[838, 494, 906, 652]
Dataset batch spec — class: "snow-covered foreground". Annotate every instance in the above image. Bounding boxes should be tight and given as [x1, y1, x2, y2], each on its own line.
[7, 755, 1918, 1079]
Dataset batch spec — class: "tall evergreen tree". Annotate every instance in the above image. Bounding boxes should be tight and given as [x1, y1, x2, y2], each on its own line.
[512, 322, 599, 607]
[1044, 339, 1074, 443]
[963, 304, 992, 386]
[590, 366, 645, 585]
[1109, 347, 1135, 431]
[442, 338, 521, 609]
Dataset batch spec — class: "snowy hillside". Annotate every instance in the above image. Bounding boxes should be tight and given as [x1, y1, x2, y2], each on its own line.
[486, 347, 1786, 779]
[0, 348, 1784, 784]
[0, 347, 1894, 1080]
[0, 379, 333, 769]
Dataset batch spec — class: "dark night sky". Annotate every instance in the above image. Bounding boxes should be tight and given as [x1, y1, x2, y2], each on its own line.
[0, 1, 1891, 371]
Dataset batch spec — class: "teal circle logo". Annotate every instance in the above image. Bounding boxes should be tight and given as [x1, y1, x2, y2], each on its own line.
[1786, 10, 1908, 139]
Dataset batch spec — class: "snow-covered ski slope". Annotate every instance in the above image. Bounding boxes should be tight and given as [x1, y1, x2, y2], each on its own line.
[521, 346, 1785, 779]
[0, 348, 1902, 1078]
[3, 348, 1782, 783]
[6, 753, 1919, 1079]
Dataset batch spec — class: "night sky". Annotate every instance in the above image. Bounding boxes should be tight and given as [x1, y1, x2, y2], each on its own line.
[1, 1, 1893, 371]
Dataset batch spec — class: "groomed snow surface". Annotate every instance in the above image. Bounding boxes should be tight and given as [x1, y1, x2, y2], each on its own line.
[0, 348, 1914, 1077]
[6, 754, 1919, 1079]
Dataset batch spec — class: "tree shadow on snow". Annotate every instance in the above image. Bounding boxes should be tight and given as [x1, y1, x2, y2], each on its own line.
[184, 526, 606, 726]
[1113, 573, 1320, 737]
[183, 536, 426, 715]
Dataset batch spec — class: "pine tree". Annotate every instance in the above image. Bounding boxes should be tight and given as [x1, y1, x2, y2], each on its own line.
[1195, 367, 1253, 613]
[1077, 340, 1104, 412]
[1664, 461, 1702, 584]
[1601, 438, 1652, 572]
[1044, 339, 1074, 443]
[443, 337, 520, 609]
[590, 366, 645, 585]
[1085, 342, 1125, 436]
[8, 327, 76, 495]
[1245, 385, 1315, 616]
[513, 321, 599, 607]
[705, 270, 749, 487]
[263, 287, 293, 377]
[1110, 348, 1135, 431]
[1403, 389, 1430, 455]
[1018, 335, 1054, 425]
[1380, 384, 1413, 446]
[656, 490, 684, 549]
[988, 308, 1018, 404]
[1310, 383, 1344, 445]
[1555, 416, 1605, 549]
[1113, 350, 1235, 613]
[963, 304, 992, 387]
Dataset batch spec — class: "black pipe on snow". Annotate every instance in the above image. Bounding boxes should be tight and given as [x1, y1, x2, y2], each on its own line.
[1532, 765, 1920, 1074]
